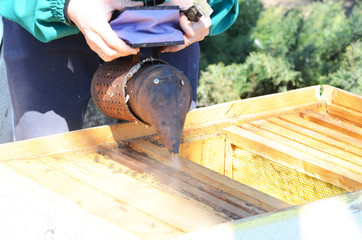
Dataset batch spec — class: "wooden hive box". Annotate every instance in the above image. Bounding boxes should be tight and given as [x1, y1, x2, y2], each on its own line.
[0, 85, 360, 239]
[175, 85, 362, 205]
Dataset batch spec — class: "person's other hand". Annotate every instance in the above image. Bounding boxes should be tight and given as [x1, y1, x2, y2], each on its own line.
[161, 14, 211, 53]
[159, 1, 211, 52]
[67, 0, 143, 61]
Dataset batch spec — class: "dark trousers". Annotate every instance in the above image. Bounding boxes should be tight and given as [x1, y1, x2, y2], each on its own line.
[2, 19, 199, 141]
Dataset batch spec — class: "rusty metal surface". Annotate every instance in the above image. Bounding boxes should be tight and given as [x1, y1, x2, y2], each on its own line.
[91, 57, 139, 122]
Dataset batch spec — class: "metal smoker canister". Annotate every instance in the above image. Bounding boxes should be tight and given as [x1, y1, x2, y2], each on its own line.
[91, 57, 192, 153]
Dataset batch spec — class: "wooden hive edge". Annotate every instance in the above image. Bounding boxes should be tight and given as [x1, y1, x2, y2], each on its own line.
[322, 85, 362, 113]
[185, 85, 323, 128]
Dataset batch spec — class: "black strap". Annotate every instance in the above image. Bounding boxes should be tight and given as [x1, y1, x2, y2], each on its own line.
[144, 0, 166, 6]
[0, 17, 3, 51]
[63, 0, 75, 25]
[182, 6, 202, 22]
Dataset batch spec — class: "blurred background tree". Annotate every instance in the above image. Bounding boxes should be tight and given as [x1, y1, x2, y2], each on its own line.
[197, 0, 361, 106]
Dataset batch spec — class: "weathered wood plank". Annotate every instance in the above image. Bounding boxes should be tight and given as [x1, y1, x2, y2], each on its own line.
[104, 147, 256, 219]
[128, 140, 291, 212]
[0, 163, 140, 240]
[251, 119, 362, 166]
[322, 85, 362, 113]
[223, 126, 362, 191]
[240, 123, 362, 175]
[327, 104, 362, 127]
[0, 122, 155, 161]
[180, 136, 226, 174]
[180, 102, 326, 146]
[300, 111, 362, 139]
[39, 152, 229, 232]
[3, 158, 181, 240]
[281, 114, 362, 150]
[268, 118, 362, 157]
[185, 86, 322, 128]
[224, 135, 233, 178]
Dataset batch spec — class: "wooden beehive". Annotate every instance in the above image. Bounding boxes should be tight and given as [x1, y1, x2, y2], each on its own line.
[0, 85, 360, 239]
[176, 85, 361, 205]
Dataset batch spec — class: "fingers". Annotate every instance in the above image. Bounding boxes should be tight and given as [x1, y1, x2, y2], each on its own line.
[85, 27, 140, 62]
[75, 16, 139, 61]
[161, 36, 191, 53]
[161, 15, 211, 53]
[67, 0, 143, 62]
[95, 23, 140, 61]
[180, 15, 211, 37]
[89, 1, 143, 61]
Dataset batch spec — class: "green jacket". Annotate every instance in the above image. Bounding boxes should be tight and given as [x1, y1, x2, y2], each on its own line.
[0, 0, 238, 42]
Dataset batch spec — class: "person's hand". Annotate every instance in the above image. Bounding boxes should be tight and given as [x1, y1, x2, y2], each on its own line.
[67, 0, 143, 61]
[159, 1, 211, 53]
[161, 14, 211, 53]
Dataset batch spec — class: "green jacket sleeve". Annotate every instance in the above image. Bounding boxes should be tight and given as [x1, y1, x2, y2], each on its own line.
[0, 0, 79, 42]
[208, 0, 239, 36]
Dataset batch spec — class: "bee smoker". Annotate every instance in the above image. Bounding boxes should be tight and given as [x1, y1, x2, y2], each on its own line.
[91, 54, 192, 154]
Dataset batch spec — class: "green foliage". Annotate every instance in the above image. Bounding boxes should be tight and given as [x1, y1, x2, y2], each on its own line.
[199, 0, 264, 70]
[235, 53, 302, 98]
[293, 1, 353, 85]
[197, 53, 301, 105]
[350, 1, 362, 41]
[197, 0, 362, 106]
[197, 63, 241, 105]
[322, 40, 362, 96]
[251, 8, 302, 58]
[297, 1, 352, 59]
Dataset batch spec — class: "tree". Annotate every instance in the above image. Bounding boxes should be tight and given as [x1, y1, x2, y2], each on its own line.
[197, 0, 362, 106]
